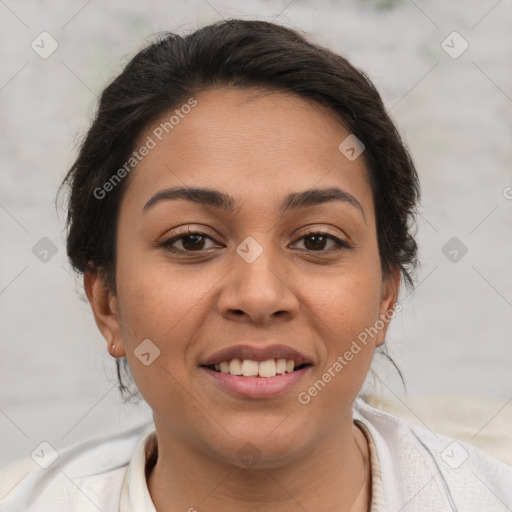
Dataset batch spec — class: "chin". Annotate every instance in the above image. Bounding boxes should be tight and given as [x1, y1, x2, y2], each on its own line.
[210, 424, 316, 471]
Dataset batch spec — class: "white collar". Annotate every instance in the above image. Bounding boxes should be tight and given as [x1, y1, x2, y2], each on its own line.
[118, 404, 385, 511]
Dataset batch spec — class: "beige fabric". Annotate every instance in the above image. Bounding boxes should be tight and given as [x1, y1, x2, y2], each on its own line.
[363, 394, 512, 465]
[355, 419, 386, 512]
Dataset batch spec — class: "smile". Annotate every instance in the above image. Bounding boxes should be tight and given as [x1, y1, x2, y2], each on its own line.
[200, 362, 312, 398]
[204, 358, 312, 378]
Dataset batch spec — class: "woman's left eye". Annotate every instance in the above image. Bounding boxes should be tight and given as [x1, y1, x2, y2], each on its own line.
[292, 232, 348, 252]
[160, 231, 349, 254]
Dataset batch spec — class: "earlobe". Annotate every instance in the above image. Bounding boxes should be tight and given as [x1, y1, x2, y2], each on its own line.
[84, 269, 126, 358]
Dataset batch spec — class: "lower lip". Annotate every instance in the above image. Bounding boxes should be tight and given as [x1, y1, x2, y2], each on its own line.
[200, 367, 311, 398]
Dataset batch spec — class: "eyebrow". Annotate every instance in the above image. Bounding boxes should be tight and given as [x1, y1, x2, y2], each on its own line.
[142, 186, 365, 220]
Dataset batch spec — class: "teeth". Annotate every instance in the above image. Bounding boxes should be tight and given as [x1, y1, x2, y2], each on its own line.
[259, 359, 276, 377]
[276, 358, 287, 374]
[241, 359, 259, 376]
[229, 358, 242, 375]
[212, 358, 299, 377]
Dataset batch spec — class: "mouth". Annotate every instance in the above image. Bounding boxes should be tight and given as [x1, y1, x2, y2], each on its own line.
[199, 344, 313, 398]
[202, 358, 313, 377]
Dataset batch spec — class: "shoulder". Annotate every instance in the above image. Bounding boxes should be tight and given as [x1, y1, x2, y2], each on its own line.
[0, 422, 155, 512]
[353, 397, 512, 512]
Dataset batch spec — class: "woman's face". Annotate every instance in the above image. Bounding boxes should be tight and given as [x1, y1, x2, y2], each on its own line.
[89, 88, 398, 468]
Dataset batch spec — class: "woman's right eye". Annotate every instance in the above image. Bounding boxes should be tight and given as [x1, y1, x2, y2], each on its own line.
[161, 232, 220, 253]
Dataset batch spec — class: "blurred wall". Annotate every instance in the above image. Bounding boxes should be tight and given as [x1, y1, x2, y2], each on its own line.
[1, 0, 511, 467]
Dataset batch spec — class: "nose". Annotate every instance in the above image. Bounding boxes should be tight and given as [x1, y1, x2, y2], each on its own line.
[217, 241, 299, 326]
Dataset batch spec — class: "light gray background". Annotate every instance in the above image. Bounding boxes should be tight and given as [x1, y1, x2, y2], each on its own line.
[1, 0, 511, 468]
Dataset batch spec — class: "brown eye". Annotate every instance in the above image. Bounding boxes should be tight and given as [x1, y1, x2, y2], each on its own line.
[304, 233, 328, 251]
[293, 232, 349, 252]
[161, 232, 219, 253]
[181, 234, 207, 251]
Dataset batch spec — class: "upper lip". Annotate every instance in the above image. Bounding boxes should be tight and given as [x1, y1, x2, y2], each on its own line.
[200, 344, 313, 367]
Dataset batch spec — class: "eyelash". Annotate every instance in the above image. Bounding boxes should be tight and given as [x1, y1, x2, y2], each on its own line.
[160, 230, 350, 254]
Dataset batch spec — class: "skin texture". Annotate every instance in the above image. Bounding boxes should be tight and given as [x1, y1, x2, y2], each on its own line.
[85, 88, 399, 511]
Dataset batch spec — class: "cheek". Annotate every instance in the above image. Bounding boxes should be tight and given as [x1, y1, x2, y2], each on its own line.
[114, 254, 227, 388]
[309, 261, 383, 337]
[306, 267, 382, 391]
[114, 272, 199, 419]
[298, 305, 378, 418]
[116, 252, 213, 338]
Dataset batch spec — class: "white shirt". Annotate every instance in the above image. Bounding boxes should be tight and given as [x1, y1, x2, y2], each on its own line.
[1, 398, 511, 511]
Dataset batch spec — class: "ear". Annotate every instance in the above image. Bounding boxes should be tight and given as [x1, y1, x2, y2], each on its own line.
[375, 267, 401, 347]
[84, 269, 126, 357]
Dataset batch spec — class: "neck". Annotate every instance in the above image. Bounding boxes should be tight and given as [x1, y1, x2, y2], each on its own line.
[147, 414, 371, 512]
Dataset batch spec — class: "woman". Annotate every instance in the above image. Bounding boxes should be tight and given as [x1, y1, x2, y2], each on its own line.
[2, 19, 511, 512]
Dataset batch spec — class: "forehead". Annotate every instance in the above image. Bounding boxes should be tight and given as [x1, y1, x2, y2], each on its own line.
[122, 87, 374, 218]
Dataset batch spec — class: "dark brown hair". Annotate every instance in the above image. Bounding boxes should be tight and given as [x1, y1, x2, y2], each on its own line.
[60, 19, 418, 397]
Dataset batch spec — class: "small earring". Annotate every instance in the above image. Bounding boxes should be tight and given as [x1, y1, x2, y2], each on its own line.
[110, 343, 116, 358]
